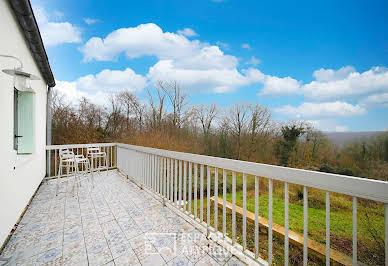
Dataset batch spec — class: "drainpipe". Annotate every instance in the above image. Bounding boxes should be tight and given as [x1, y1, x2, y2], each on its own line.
[46, 86, 52, 177]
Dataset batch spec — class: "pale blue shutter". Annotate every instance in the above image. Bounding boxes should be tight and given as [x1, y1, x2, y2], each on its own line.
[17, 91, 35, 154]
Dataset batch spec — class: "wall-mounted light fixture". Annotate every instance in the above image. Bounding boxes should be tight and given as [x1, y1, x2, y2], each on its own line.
[1, 54, 40, 92]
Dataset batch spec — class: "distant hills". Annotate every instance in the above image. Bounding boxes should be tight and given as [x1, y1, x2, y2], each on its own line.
[323, 131, 385, 146]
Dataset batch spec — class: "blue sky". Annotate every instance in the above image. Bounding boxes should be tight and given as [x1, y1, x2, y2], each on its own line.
[32, 0, 388, 132]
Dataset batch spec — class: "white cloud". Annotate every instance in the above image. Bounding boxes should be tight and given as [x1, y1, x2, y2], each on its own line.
[246, 56, 261, 66]
[259, 75, 301, 96]
[55, 80, 112, 106]
[79, 23, 388, 104]
[55, 80, 87, 102]
[303, 66, 388, 100]
[275, 101, 367, 119]
[84, 18, 99, 25]
[241, 43, 251, 49]
[313, 66, 355, 82]
[80, 23, 267, 92]
[80, 23, 203, 62]
[216, 41, 230, 51]
[258, 66, 388, 101]
[177, 28, 198, 37]
[55, 68, 147, 105]
[53, 11, 64, 19]
[76, 68, 147, 92]
[173, 46, 238, 70]
[147, 60, 259, 93]
[33, 6, 81, 46]
[361, 93, 388, 107]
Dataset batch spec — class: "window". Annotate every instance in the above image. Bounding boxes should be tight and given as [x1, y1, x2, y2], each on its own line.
[13, 89, 18, 150]
[13, 89, 35, 154]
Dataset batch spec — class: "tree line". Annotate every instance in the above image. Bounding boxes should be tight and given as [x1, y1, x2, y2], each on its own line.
[52, 81, 388, 181]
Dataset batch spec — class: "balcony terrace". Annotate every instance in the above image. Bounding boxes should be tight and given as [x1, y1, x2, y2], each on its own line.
[1, 143, 387, 266]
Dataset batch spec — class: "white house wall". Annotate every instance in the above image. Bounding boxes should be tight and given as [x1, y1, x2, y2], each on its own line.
[0, 1, 48, 246]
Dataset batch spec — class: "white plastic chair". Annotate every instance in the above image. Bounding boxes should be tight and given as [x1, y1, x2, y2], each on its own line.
[74, 154, 94, 189]
[56, 148, 76, 196]
[87, 146, 108, 174]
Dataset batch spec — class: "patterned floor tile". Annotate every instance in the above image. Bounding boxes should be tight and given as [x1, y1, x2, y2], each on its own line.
[195, 254, 220, 266]
[1, 171, 246, 266]
[35, 247, 62, 265]
[86, 241, 113, 266]
[167, 254, 193, 266]
[113, 248, 140, 266]
[128, 233, 149, 249]
[181, 242, 207, 264]
[139, 252, 166, 266]
[225, 256, 247, 266]
[207, 245, 232, 265]
[62, 247, 88, 266]
[40, 231, 63, 251]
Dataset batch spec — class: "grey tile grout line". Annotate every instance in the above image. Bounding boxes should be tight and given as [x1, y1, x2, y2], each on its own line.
[102, 172, 163, 265]
[88, 172, 116, 265]
[76, 176, 91, 266]
[100, 172, 143, 265]
[61, 179, 68, 265]
[109, 180, 144, 265]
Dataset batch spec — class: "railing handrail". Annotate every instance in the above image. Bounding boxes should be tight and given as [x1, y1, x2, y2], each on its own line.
[46, 143, 116, 149]
[116, 143, 388, 203]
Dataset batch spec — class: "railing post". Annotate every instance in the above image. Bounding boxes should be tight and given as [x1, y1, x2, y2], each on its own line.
[183, 161, 187, 212]
[200, 164, 204, 223]
[170, 159, 173, 202]
[232, 171, 236, 244]
[243, 173, 247, 250]
[268, 178, 273, 265]
[167, 158, 170, 202]
[255, 176, 259, 259]
[189, 162, 192, 215]
[179, 160, 182, 208]
[285, 182, 289, 265]
[223, 169, 226, 238]
[385, 203, 388, 266]
[46, 149, 51, 177]
[214, 167, 218, 232]
[326, 191, 330, 266]
[353, 197, 357, 265]
[194, 163, 198, 218]
[175, 159, 178, 203]
[303, 186, 308, 266]
[207, 165, 211, 237]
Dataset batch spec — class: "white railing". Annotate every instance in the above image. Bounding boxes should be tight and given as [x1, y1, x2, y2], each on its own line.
[116, 143, 388, 266]
[45, 143, 388, 265]
[45, 143, 116, 178]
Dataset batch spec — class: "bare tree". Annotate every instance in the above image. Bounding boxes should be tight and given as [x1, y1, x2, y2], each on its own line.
[194, 103, 218, 154]
[217, 115, 231, 158]
[104, 94, 124, 139]
[117, 91, 145, 132]
[159, 80, 187, 129]
[118, 91, 137, 131]
[147, 85, 166, 130]
[247, 104, 272, 159]
[228, 103, 250, 159]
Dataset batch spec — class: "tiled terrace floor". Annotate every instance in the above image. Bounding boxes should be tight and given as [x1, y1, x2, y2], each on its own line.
[1, 171, 247, 266]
